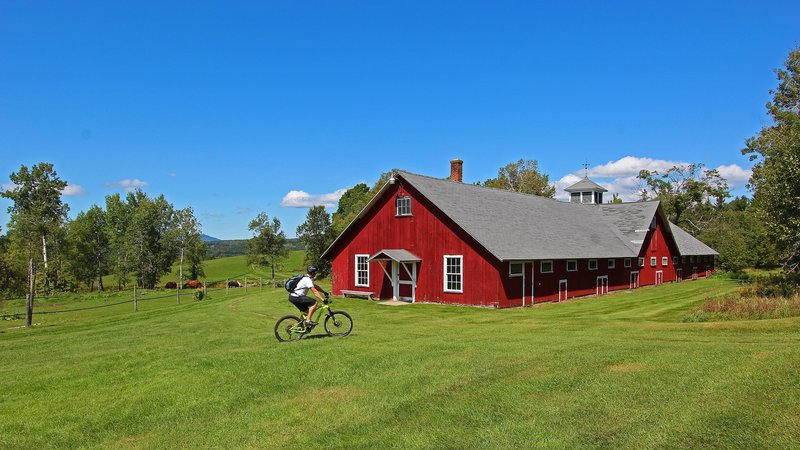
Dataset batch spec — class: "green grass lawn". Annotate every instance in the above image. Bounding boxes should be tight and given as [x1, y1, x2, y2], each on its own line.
[1, 276, 799, 449]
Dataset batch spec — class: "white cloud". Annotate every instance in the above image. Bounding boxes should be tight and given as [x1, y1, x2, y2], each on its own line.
[715, 164, 752, 188]
[168, 172, 177, 177]
[589, 156, 687, 178]
[0, 183, 16, 192]
[281, 188, 348, 208]
[61, 184, 86, 196]
[106, 178, 148, 193]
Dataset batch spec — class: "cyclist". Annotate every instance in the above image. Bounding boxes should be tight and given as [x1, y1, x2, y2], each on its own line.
[288, 265, 328, 326]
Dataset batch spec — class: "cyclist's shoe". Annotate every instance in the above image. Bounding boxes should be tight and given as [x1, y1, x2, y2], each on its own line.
[305, 320, 318, 327]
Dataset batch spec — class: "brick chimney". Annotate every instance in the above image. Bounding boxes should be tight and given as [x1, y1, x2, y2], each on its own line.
[450, 159, 463, 183]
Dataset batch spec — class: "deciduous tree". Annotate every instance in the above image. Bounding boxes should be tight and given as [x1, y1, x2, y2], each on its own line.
[743, 47, 800, 274]
[173, 207, 206, 285]
[331, 183, 370, 236]
[481, 159, 556, 198]
[637, 164, 729, 229]
[66, 205, 109, 291]
[297, 206, 335, 276]
[1, 163, 68, 326]
[248, 212, 287, 282]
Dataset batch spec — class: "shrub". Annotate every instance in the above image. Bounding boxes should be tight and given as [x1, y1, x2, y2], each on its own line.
[685, 292, 800, 322]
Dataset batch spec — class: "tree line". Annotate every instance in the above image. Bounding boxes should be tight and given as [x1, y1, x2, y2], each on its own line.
[0, 164, 206, 326]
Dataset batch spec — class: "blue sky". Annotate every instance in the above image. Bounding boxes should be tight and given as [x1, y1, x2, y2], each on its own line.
[1, 1, 798, 239]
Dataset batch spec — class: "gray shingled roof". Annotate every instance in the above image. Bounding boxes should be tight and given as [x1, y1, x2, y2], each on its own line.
[399, 171, 637, 260]
[597, 202, 661, 253]
[564, 176, 608, 193]
[322, 170, 717, 261]
[670, 222, 719, 256]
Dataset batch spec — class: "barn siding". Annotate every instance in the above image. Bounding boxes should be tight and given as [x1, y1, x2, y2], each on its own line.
[330, 182, 505, 307]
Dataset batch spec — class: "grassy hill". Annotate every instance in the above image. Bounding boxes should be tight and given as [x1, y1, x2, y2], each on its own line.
[1, 277, 799, 448]
[205, 238, 304, 258]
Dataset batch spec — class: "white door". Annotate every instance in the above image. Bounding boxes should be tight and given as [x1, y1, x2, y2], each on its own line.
[676, 268, 682, 282]
[656, 270, 663, 286]
[596, 276, 609, 296]
[558, 280, 568, 302]
[630, 271, 639, 289]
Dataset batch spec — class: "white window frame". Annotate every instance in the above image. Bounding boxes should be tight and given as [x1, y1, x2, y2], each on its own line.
[540, 260, 553, 273]
[662, 257, 668, 266]
[443, 255, 463, 293]
[624, 258, 631, 268]
[355, 254, 370, 287]
[638, 257, 644, 267]
[650, 257, 657, 267]
[608, 259, 616, 269]
[396, 196, 412, 216]
[566, 260, 578, 272]
[588, 259, 598, 271]
[509, 262, 524, 278]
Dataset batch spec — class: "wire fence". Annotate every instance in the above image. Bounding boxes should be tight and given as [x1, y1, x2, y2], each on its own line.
[0, 275, 288, 320]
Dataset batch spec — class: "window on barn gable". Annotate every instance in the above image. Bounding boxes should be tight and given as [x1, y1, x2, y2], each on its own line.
[650, 257, 657, 267]
[624, 258, 631, 268]
[638, 257, 644, 267]
[355, 254, 369, 287]
[662, 257, 668, 266]
[608, 259, 616, 269]
[588, 259, 598, 270]
[396, 196, 412, 216]
[509, 262, 524, 277]
[444, 255, 463, 293]
[567, 260, 577, 272]
[540, 260, 553, 273]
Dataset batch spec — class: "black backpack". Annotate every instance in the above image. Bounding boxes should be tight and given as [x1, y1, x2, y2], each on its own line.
[284, 274, 307, 293]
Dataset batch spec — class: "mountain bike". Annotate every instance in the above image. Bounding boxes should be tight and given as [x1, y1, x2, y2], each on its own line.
[274, 293, 353, 342]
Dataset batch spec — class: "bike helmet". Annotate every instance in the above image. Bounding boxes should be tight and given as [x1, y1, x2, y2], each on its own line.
[307, 265, 318, 274]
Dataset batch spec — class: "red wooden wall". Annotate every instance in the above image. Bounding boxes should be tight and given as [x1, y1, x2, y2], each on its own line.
[329, 181, 506, 307]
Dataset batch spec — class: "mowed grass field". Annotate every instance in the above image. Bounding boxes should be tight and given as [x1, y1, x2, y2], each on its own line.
[1, 267, 799, 449]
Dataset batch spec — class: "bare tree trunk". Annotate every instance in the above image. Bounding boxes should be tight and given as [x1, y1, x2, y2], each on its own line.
[26, 255, 35, 327]
[178, 247, 184, 305]
[98, 274, 104, 292]
[41, 235, 49, 292]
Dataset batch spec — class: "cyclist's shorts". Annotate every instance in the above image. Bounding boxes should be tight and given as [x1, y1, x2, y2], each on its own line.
[288, 294, 316, 312]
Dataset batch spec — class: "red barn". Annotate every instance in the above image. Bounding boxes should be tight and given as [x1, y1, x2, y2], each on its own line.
[321, 160, 717, 308]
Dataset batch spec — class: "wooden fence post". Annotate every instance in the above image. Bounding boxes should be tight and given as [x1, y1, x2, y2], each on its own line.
[176, 284, 180, 305]
[226, 279, 229, 295]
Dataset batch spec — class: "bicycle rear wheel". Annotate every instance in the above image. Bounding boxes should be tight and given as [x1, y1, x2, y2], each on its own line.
[324, 311, 353, 337]
[275, 315, 304, 342]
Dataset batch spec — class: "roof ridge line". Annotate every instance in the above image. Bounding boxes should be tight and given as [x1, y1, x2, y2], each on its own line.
[398, 170, 565, 203]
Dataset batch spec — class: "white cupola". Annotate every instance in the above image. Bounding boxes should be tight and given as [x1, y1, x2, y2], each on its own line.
[564, 175, 608, 204]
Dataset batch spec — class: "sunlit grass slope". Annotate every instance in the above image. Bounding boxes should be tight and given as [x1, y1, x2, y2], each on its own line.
[2, 277, 799, 449]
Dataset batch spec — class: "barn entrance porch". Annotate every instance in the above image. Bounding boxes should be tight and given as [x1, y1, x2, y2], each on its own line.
[368, 249, 421, 303]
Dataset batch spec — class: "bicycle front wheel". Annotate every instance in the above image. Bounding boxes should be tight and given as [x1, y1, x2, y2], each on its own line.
[275, 315, 304, 342]
[324, 311, 353, 337]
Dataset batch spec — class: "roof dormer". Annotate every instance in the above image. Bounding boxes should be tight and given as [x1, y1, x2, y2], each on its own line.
[564, 175, 608, 204]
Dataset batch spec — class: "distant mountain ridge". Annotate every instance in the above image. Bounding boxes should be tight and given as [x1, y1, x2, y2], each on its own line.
[201, 234, 221, 242]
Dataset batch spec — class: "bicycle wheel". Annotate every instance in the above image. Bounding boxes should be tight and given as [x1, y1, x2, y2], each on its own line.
[324, 311, 353, 337]
[274, 315, 304, 342]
